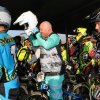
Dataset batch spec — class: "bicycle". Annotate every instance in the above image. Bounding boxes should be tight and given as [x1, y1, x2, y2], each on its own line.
[21, 74, 49, 100]
[16, 60, 49, 100]
[63, 66, 90, 100]
[17, 57, 91, 100]
[63, 61, 90, 100]
[88, 66, 100, 100]
[19, 70, 90, 100]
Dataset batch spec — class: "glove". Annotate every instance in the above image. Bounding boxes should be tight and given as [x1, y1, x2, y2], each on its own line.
[37, 72, 45, 82]
[13, 11, 38, 36]
[35, 48, 40, 59]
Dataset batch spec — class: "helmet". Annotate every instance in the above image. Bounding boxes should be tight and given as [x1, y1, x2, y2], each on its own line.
[17, 46, 30, 61]
[0, 6, 11, 28]
[86, 8, 100, 22]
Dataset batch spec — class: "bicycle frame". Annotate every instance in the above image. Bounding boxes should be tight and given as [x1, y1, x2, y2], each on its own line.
[63, 90, 82, 100]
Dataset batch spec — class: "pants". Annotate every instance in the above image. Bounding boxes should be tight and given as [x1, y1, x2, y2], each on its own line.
[0, 77, 20, 100]
[45, 74, 64, 100]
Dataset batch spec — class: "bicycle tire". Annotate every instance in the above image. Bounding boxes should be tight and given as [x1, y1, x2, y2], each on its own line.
[87, 71, 100, 100]
[89, 85, 95, 100]
[17, 86, 29, 100]
[25, 92, 49, 100]
[63, 81, 74, 100]
[73, 83, 90, 100]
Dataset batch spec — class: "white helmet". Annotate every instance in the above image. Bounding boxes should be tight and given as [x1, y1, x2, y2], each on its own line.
[0, 6, 11, 29]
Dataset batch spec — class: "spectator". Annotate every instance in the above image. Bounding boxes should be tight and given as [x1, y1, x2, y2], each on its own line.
[0, 6, 20, 100]
[86, 7, 100, 99]
[31, 21, 65, 100]
[87, 8, 100, 73]
[14, 11, 65, 100]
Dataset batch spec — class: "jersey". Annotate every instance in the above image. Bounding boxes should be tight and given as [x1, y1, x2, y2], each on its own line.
[0, 32, 17, 82]
[29, 32, 64, 74]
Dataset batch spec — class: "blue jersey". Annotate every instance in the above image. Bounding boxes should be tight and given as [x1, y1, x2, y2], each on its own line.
[0, 32, 17, 82]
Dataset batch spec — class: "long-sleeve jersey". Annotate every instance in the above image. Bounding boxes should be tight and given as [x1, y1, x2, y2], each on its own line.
[0, 32, 17, 82]
[29, 32, 64, 73]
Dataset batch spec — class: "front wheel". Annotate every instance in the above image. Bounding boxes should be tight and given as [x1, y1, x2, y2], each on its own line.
[89, 84, 95, 100]
[25, 92, 49, 100]
[73, 83, 90, 100]
[17, 86, 29, 100]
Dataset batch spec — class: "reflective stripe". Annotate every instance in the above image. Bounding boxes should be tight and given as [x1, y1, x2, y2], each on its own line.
[4, 67, 9, 81]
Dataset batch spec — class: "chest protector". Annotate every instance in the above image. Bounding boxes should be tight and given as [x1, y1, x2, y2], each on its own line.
[40, 42, 64, 73]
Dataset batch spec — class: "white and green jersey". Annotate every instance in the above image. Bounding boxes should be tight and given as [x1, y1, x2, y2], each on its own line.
[29, 32, 64, 74]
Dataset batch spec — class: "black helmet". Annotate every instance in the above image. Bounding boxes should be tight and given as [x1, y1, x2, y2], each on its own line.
[85, 8, 100, 22]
